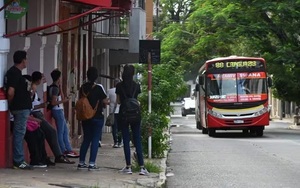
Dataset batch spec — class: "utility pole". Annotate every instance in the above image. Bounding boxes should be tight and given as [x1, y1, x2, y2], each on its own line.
[156, 0, 159, 32]
[147, 52, 152, 159]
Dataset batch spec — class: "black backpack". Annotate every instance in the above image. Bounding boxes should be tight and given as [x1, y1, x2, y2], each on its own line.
[46, 84, 59, 110]
[120, 84, 141, 124]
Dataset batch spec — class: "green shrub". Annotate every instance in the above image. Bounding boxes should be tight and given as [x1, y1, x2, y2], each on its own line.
[135, 63, 187, 159]
[132, 160, 162, 173]
[141, 112, 170, 158]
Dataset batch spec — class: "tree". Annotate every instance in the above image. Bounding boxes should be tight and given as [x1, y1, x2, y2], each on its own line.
[160, 0, 300, 103]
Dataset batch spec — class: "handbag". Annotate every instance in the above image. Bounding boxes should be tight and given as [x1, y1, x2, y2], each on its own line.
[26, 120, 39, 132]
[105, 113, 114, 127]
[105, 103, 117, 126]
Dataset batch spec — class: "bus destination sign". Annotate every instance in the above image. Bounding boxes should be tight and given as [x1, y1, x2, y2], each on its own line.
[209, 61, 263, 69]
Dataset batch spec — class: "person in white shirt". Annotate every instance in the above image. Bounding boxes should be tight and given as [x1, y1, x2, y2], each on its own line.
[49, 69, 79, 158]
[31, 71, 75, 164]
[107, 79, 122, 148]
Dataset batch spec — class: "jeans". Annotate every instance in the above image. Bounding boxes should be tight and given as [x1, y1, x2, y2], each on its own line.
[51, 109, 72, 153]
[112, 114, 122, 144]
[121, 121, 144, 166]
[11, 109, 31, 164]
[31, 111, 62, 157]
[79, 118, 104, 165]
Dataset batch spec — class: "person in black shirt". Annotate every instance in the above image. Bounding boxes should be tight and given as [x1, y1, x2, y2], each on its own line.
[5, 50, 32, 170]
[116, 65, 149, 175]
[77, 67, 109, 171]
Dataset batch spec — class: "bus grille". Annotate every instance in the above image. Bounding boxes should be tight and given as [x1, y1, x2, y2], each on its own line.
[224, 119, 252, 125]
[223, 113, 254, 117]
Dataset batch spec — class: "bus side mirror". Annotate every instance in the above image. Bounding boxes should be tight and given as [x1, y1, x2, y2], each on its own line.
[195, 84, 200, 91]
[267, 77, 272, 87]
[199, 76, 204, 85]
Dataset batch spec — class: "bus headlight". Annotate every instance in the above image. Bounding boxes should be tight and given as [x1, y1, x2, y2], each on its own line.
[208, 109, 223, 118]
[254, 106, 269, 117]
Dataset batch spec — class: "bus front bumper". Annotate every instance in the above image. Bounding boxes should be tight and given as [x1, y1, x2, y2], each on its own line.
[207, 112, 270, 129]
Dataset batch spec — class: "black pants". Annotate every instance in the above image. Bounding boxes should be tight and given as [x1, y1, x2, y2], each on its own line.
[31, 111, 62, 157]
[24, 128, 47, 165]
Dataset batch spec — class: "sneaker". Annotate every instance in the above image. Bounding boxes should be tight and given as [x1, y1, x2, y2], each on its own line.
[46, 158, 55, 166]
[13, 161, 33, 170]
[31, 163, 47, 168]
[117, 143, 123, 148]
[88, 165, 100, 171]
[119, 166, 132, 174]
[113, 143, 119, 148]
[77, 163, 88, 170]
[98, 141, 102, 147]
[139, 167, 149, 175]
[64, 151, 79, 158]
[55, 155, 75, 164]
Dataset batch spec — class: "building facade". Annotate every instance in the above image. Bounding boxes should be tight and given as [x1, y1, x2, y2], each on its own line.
[0, 0, 151, 168]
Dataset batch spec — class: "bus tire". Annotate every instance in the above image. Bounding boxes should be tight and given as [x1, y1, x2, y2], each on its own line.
[196, 121, 202, 130]
[202, 127, 208, 134]
[256, 127, 264, 137]
[208, 128, 216, 137]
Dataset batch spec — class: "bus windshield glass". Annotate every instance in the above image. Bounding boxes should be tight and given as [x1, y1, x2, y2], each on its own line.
[207, 72, 268, 103]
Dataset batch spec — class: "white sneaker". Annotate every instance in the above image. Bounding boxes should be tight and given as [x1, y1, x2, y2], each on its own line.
[119, 166, 132, 174]
[139, 167, 149, 175]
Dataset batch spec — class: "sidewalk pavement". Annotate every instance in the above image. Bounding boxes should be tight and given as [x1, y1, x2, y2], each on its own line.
[270, 117, 300, 130]
[0, 133, 167, 188]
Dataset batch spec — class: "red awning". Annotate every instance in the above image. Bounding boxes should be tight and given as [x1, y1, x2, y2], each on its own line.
[64, 0, 132, 10]
[4, 7, 106, 38]
[64, 0, 112, 7]
[3, 0, 132, 38]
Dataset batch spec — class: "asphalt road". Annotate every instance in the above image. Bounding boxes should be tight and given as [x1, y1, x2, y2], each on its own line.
[166, 115, 300, 188]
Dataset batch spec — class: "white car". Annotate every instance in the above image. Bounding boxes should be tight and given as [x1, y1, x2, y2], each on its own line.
[181, 97, 195, 116]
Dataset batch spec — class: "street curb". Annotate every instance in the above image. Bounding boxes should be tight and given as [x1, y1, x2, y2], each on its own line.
[156, 151, 168, 188]
[288, 124, 300, 130]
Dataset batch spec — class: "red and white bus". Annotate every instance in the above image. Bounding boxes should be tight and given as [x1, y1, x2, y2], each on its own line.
[195, 56, 272, 137]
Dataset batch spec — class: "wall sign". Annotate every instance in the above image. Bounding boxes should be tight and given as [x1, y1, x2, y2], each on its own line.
[5, 0, 28, 19]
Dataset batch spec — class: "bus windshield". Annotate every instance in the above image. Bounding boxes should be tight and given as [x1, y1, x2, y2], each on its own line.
[207, 72, 268, 103]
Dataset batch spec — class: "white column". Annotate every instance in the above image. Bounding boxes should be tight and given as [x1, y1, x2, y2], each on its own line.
[0, 0, 10, 88]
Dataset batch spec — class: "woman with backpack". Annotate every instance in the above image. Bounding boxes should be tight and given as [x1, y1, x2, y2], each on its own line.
[77, 67, 109, 171]
[116, 65, 149, 175]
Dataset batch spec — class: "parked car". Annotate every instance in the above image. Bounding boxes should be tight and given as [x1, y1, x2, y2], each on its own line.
[181, 97, 195, 116]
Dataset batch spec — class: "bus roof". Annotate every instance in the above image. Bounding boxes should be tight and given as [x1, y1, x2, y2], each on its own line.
[206, 56, 265, 63]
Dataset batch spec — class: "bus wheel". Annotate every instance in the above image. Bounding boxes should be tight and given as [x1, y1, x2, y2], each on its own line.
[256, 128, 264, 137]
[208, 128, 216, 137]
[196, 121, 202, 130]
[202, 127, 208, 134]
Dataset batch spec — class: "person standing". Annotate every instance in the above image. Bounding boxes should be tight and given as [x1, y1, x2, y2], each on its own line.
[31, 71, 75, 164]
[77, 67, 109, 171]
[107, 79, 122, 148]
[5, 50, 32, 170]
[49, 69, 79, 158]
[116, 65, 149, 175]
